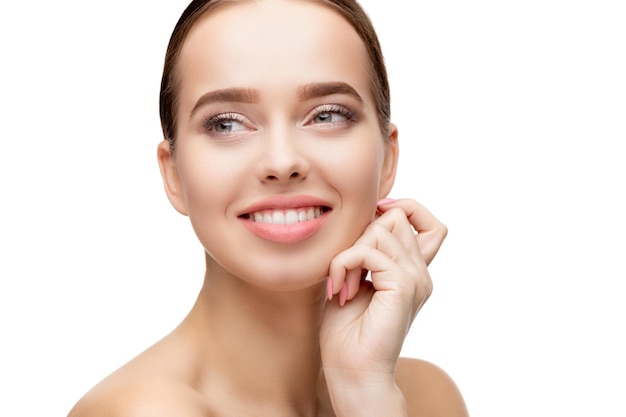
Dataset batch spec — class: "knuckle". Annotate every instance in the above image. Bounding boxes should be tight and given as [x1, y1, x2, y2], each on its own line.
[439, 222, 449, 239]
[387, 206, 407, 219]
[353, 242, 372, 252]
[368, 221, 385, 232]
[363, 222, 390, 240]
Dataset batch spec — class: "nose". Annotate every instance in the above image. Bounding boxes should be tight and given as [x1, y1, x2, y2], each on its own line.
[255, 127, 310, 184]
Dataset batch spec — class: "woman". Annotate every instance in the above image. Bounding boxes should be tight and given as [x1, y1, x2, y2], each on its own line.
[68, 0, 468, 416]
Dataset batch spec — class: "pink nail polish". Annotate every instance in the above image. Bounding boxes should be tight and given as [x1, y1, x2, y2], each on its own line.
[377, 198, 395, 206]
[326, 278, 333, 301]
[339, 283, 348, 307]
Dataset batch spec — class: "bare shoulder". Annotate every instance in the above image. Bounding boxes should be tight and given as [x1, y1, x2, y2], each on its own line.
[396, 357, 469, 417]
[67, 375, 208, 417]
[67, 335, 208, 417]
[68, 370, 212, 417]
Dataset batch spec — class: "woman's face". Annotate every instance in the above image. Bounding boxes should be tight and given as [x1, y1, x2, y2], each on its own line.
[159, 0, 398, 290]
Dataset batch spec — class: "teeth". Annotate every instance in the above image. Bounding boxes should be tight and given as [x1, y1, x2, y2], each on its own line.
[285, 210, 299, 225]
[249, 207, 326, 225]
[272, 211, 285, 225]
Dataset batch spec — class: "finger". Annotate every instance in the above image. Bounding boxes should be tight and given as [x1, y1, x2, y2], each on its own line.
[368, 207, 422, 263]
[354, 222, 418, 271]
[329, 244, 406, 296]
[340, 266, 364, 306]
[329, 243, 432, 320]
[328, 230, 420, 303]
[377, 198, 447, 265]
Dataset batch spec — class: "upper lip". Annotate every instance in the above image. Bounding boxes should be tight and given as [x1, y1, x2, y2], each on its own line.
[238, 195, 332, 217]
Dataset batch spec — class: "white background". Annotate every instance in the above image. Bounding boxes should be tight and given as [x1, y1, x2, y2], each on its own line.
[1, 1, 624, 416]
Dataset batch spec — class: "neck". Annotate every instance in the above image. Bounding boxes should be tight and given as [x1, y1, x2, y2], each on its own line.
[180, 256, 331, 417]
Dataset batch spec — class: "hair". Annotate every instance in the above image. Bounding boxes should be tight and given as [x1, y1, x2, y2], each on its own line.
[159, 0, 390, 153]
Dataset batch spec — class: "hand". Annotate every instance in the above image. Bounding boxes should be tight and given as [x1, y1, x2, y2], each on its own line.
[320, 198, 447, 415]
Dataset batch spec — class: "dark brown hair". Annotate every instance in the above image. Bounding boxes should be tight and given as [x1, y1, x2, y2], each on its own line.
[159, 0, 390, 152]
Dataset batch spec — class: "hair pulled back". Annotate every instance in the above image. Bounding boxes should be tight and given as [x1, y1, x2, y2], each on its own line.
[159, 0, 390, 152]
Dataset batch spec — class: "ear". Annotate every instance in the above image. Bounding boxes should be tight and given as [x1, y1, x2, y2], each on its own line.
[157, 140, 188, 216]
[378, 123, 399, 199]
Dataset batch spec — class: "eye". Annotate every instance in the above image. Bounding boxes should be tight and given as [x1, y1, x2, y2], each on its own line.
[307, 104, 355, 127]
[313, 111, 346, 124]
[202, 113, 252, 136]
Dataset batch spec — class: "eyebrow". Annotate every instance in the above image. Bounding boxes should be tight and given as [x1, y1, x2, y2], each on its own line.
[298, 82, 364, 103]
[190, 88, 259, 118]
[189, 82, 363, 119]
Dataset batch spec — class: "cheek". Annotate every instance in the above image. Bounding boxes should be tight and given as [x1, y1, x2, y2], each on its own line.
[176, 149, 253, 267]
[315, 137, 384, 236]
[321, 138, 384, 199]
[177, 149, 245, 219]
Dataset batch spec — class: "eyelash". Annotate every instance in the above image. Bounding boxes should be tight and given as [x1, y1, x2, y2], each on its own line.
[201, 112, 247, 132]
[308, 104, 356, 125]
[200, 103, 357, 136]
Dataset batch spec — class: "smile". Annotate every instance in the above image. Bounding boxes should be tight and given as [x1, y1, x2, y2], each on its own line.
[238, 196, 332, 243]
[244, 206, 330, 225]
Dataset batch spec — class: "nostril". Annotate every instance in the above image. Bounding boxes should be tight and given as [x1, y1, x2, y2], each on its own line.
[263, 171, 304, 182]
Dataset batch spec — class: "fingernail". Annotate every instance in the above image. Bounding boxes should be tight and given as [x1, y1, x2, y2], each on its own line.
[326, 278, 333, 301]
[339, 283, 348, 307]
[377, 198, 395, 206]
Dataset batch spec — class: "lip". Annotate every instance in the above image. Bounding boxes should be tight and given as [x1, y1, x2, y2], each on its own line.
[238, 195, 332, 244]
[238, 195, 332, 215]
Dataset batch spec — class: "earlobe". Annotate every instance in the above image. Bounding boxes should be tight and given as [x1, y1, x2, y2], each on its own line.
[378, 123, 399, 199]
[157, 140, 188, 216]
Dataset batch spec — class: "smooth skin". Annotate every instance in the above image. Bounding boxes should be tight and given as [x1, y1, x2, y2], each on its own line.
[68, 1, 468, 416]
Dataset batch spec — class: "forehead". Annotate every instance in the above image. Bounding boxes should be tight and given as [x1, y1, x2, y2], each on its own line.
[177, 0, 373, 103]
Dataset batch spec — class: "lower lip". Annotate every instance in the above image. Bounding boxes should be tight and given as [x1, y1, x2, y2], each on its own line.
[240, 212, 329, 244]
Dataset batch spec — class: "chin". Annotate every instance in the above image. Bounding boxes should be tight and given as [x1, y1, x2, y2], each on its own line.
[242, 259, 331, 292]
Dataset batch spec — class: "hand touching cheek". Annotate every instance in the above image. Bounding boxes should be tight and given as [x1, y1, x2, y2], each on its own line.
[320, 198, 447, 416]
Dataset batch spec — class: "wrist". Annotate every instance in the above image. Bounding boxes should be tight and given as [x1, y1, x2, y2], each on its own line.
[324, 369, 407, 417]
